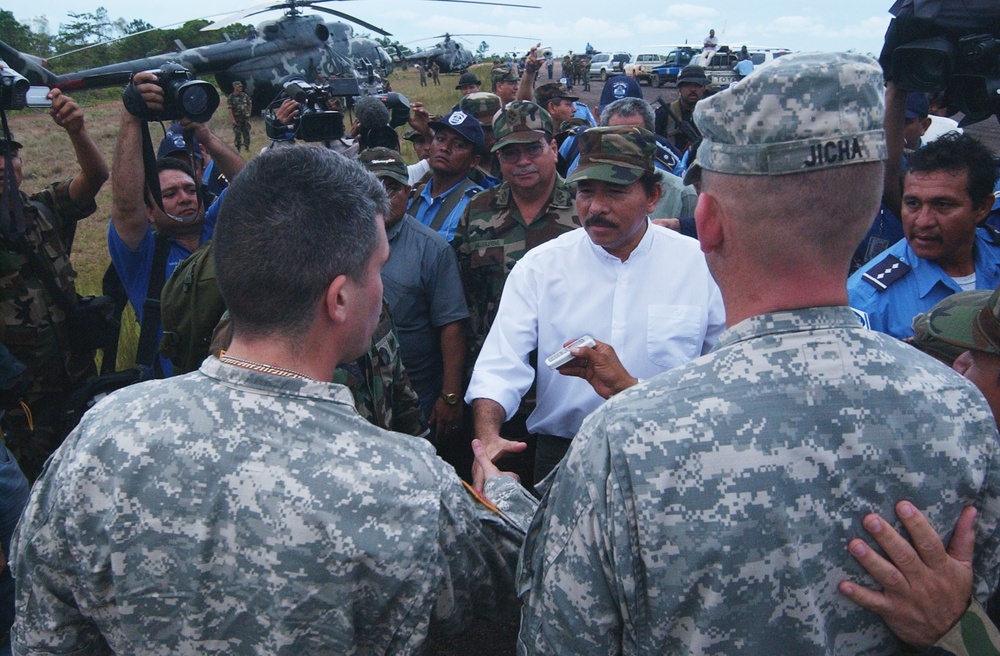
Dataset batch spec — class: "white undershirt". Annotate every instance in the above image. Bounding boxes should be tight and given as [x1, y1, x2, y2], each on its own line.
[953, 272, 977, 292]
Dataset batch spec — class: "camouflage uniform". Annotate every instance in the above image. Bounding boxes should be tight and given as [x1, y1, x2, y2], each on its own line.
[227, 86, 252, 151]
[1, 181, 97, 481]
[518, 307, 1000, 654]
[332, 300, 427, 437]
[11, 357, 538, 654]
[452, 102, 579, 377]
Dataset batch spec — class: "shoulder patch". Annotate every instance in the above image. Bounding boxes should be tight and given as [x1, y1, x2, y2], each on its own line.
[862, 254, 911, 292]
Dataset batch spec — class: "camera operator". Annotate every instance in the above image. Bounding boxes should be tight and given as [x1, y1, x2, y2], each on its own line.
[109, 70, 244, 378]
[0, 87, 109, 482]
[267, 97, 360, 157]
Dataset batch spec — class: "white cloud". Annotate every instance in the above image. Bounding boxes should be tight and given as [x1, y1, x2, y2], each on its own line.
[666, 3, 720, 20]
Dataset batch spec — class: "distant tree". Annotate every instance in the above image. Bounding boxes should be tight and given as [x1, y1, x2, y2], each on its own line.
[477, 41, 489, 58]
[0, 10, 44, 53]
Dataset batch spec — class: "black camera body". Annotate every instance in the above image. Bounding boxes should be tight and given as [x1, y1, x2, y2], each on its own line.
[881, 0, 1000, 125]
[123, 62, 220, 123]
[368, 92, 411, 128]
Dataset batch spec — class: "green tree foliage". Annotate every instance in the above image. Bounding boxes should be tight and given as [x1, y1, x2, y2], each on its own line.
[0, 10, 47, 54]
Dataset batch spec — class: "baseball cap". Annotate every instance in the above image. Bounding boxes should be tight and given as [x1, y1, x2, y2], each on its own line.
[158, 128, 204, 161]
[460, 92, 502, 127]
[565, 125, 656, 186]
[491, 101, 553, 151]
[456, 71, 481, 89]
[0, 136, 23, 155]
[358, 146, 409, 186]
[535, 82, 579, 107]
[913, 288, 1000, 362]
[429, 110, 486, 153]
[905, 92, 930, 120]
[683, 51, 886, 185]
[676, 65, 709, 87]
[597, 75, 642, 115]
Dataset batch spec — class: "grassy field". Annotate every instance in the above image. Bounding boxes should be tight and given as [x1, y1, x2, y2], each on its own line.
[7, 63, 489, 368]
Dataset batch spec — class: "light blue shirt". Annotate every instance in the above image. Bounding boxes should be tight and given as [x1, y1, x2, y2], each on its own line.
[848, 228, 1000, 340]
[410, 177, 483, 243]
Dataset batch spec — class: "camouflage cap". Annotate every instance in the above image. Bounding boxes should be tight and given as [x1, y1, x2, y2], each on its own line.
[460, 92, 502, 127]
[358, 146, 409, 186]
[534, 82, 579, 107]
[913, 288, 1000, 361]
[684, 52, 887, 185]
[490, 101, 554, 152]
[491, 65, 519, 85]
[559, 117, 590, 133]
[233, 80, 243, 87]
[401, 129, 425, 142]
[565, 125, 656, 186]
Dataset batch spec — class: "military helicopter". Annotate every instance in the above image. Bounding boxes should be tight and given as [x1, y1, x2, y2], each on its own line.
[400, 33, 536, 73]
[1, 0, 537, 109]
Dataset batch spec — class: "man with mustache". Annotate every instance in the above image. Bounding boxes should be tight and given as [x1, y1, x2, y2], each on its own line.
[848, 132, 1000, 340]
[466, 124, 725, 484]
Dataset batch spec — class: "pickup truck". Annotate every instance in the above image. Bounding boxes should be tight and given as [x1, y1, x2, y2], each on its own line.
[624, 53, 667, 85]
[649, 46, 701, 88]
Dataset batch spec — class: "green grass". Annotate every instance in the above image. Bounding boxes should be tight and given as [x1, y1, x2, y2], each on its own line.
[7, 64, 490, 370]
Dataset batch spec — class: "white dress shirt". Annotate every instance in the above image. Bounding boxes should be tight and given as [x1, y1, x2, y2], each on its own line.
[467, 221, 725, 438]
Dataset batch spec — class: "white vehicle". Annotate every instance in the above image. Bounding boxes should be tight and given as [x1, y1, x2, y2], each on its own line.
[588, 52, 632, 80]
[624, 53, 667, 85]
[697, 46, 792, 91]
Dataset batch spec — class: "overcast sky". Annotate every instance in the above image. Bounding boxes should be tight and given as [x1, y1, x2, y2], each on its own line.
[5, 0, 893, 59]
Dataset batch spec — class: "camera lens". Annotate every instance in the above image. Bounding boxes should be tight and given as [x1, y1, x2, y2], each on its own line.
[176, 80, 220, 123]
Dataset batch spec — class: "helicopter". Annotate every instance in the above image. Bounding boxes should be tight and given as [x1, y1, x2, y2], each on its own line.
[1, 0, 537, 109]
[400, 33, 537, 73]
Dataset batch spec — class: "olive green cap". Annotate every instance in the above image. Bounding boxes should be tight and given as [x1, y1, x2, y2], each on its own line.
[565, 126, 656, 185]
[490, 101, 553, 152]
[358, 147, 409, 186]
[912, 289, 1000, 363]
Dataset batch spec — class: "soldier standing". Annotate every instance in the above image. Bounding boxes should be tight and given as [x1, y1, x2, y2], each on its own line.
[227, 81, 252, 152]
[0, 89, 108, 482]
[431, 61, 441, 86]
[516, 52, 1000, 654]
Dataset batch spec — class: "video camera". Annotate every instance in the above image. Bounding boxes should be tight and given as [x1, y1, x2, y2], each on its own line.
[122, 62, 220, 123]
[366, 92, 411, 129]
[881, 0, 1000, 125]
[265, 76, 361, 142]
[0, 60, 50, 111]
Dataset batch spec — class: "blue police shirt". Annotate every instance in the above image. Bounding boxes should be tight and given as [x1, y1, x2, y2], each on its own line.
[848, 228, 1000, 340]
[107, 190, 222, 377]
[410, 178, 482, 243]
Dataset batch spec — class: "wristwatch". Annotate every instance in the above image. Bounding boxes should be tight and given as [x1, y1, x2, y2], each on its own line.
[440, 392, 460, 406]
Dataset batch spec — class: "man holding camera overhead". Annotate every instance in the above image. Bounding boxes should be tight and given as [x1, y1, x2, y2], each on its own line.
[109, 70, 244, 377]
[0, 85, 108, 482]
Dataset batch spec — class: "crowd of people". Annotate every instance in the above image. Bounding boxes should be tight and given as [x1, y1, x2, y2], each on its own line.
[2, 45, 1000, 655]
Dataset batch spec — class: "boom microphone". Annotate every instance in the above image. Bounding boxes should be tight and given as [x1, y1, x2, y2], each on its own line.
[355, 94, 390, 131]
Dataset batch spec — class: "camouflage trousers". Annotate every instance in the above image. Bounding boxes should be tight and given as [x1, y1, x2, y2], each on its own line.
[233, 118, 251, 151]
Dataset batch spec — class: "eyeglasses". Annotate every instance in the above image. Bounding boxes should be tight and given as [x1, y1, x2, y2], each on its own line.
[497, 141, 547, 164]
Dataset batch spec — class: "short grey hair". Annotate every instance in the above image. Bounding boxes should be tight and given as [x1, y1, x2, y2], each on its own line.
[600, 97, 655, 131]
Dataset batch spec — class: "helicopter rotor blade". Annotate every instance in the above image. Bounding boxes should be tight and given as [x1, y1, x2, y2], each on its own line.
[202, 1, 285, 31]
[46, 11, 239, 58]
[307, 6, 392, 36]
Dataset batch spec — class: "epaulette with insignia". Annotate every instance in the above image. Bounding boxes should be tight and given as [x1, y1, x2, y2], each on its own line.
[979, 222, 1000, 244]
[862, 254, 911, 292]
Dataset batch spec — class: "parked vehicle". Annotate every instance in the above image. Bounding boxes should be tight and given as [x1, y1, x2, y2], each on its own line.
[624, 53, 667, 85]
[589, 52, 632, 80]
[650, 47, 701, 87]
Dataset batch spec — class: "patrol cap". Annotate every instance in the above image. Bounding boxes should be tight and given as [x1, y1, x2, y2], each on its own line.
[597, 75, 642, 115]
[0, 136, 23, 155]
[456, 71, 481, 89]
[534, 82, 579, 107]
[428, 109, 486, 153]
[915, 288, 1000, 361]
[401, 129, 425, 142]
[491, 101, 553, 152]
[359, 146, 409, 186]
[491, 65, 519, 84]
[676, 65, 709, 87]
[559, 117, 590, 132]
[158, 130, 204, 161]
[233, 80, 244, 88]
[683, 52, 886, 185]
[460, 92, 502, 127]
[565, 125, 656, 186]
